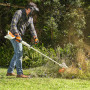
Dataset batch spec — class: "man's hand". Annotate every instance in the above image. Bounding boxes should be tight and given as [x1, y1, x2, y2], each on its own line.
[34, 36, 39, 44]
[15, 33, 22, 42]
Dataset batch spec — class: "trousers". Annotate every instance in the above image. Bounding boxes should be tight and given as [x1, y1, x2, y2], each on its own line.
[7, 39, 23, 75]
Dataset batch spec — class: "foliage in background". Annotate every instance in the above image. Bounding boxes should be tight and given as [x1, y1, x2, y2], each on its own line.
[0, 41, 13, 67]
[0, 0, 88, 46]
[0, 40, 77, 69]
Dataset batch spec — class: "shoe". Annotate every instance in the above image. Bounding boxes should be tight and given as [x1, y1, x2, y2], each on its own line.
[16, 74, 29, 78]
[6, 73, 16, 76]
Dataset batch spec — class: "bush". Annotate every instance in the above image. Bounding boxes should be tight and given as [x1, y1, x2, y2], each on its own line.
[0, 41, 48, 68]
[23, 45, 49, 68]
[31, 43, 90, 79]
[0, 41, 13, 67]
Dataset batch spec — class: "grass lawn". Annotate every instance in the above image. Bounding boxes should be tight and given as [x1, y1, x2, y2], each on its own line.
[0, 68, 90, 90]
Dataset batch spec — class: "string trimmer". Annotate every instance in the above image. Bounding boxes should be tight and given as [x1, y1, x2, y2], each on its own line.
[4, 31, 68, 71]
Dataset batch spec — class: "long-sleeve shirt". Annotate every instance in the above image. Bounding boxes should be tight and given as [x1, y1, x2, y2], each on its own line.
[10, 9, 37, 37]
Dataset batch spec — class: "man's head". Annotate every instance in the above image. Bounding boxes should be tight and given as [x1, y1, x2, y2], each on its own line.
[26, 2, 39, 15]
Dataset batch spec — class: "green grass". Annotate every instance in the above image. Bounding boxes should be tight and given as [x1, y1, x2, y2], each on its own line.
[0, 68, 90, 90]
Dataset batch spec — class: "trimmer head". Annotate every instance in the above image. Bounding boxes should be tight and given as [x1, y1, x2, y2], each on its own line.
[59, 68, 65, 73]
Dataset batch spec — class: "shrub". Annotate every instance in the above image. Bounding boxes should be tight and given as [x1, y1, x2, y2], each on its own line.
[23, 45, 49, 68]
[0, 41, 13, 67]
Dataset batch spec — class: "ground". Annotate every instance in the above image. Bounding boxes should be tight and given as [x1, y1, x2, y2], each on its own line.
[0, 68, 90, 90]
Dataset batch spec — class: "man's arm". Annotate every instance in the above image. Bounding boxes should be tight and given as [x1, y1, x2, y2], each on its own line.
[28, 17, 37, 38]
[11, 10, 22, 35]
[11, 10, 22, 42]
[28, 17, 39, 44]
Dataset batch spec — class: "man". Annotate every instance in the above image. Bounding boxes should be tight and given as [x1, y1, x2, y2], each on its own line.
[6, 2, 39, 78]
